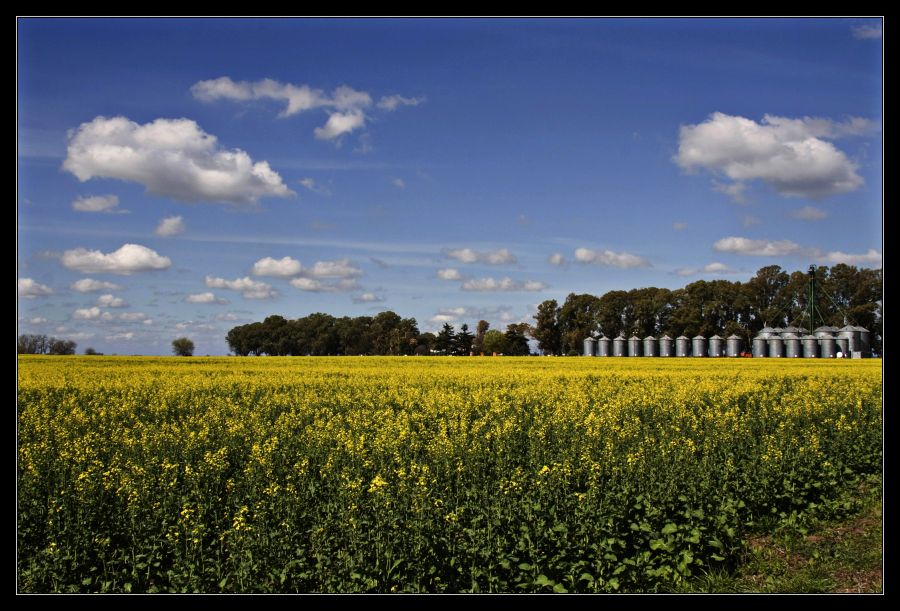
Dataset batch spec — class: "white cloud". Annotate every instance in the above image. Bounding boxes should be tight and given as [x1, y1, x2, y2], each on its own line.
[106, 332, 135, 341]
[185, 292, 229, 304]
[18, 278, 53, 298]
[674, 262, 735, 277]
[216, 313, 240, 322]
[791, 205, 828, 221]
[430, 314, 458, 325]
[675, 112, 867, 199]
[156, 215, 186, 237]
[713, 236, 805, 256]
[574, 248, 650, 268]
[63, 116, 293, 205]
[70, 278, 122, 293]
[852, 23, 882, 40]
[29, 317, 49, 324]
[289, 277, 360, 293]
[712, 180, 747, 203]
[306, 259, 362, 279]
[548, 253, 566, 266]
[72, 194, 126, 213]
[298, 178, 331, 196]
[461, 277, 547, 292]
[391, 177, 406, 189]
[96, 294, 128, 308]
[73, 307, 113, 321]
[436, 268, 463, 281]
[377, 94, 426, 111]
[205, 275, 277, 299]
[443, 247, 517, 265]
[119, 312, 149, 321]
[428, 305, 515, 327]
[61, 243, 171, 275]
[352, 292, 385, 304]
[822, 249, 882, 267]
[252, 256, 303, 277]
[314, 110, 366, 141]
[673, 222, 688, 231]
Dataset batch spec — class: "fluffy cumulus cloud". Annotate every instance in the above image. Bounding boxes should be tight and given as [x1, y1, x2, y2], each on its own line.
[461, 277, 547, 292]
[70, 278, 121, 293]
[306, 259, 362, 279]
[61, 243, 171, 275]
[252, 256, 303, 277]
[63, 116, 293, 205]
[73, 307, 113, 321]
[96, 294, 128, 308]
[822, 249, 882, 267]
[185, 292, 229, 304]
[574, 248, 650, 268]
[155, 215, 186, 237]
[548, 253, 566, 266]
[106, 332, 135, 341]
[675, 112, 869, 199]
[191, 77, 422, 143]
[791, 205, 828, 221]
[428, 305, 515, 327]
[352, 292, 385, 304]
[443, 247, 517, 265]
[298, 178, 331, 196]
[289, 277, 360, 293]
[713, 236, 805, 257]
[18, 278, 53, 298]
[119, 312, 149, 321]
[205, 276, 277, 299]
[436, 268, 463, 281]
[377, 94, 426, 111]
[72, 194, 125, 213]
[674, 262, 735, 277]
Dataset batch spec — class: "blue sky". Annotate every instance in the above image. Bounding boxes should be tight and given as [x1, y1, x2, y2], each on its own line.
[17, 18, 882, 355]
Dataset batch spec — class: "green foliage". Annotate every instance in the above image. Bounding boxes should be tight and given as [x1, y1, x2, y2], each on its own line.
[171, 337, 194, 357]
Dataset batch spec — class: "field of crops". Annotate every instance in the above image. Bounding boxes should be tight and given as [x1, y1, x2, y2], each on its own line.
[17, 356, 881, 593]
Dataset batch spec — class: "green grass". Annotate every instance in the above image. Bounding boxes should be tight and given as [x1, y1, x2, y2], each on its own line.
[681, 476, 882, 593]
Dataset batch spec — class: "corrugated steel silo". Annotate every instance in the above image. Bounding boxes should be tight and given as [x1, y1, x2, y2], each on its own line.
[752, 336, 768, 358]
[819, 333, 837, 358]
[782, 332, 801, 358]
[583, 336, 597, 357]
[814, 326, 840, 339]
[838, 325, 859, 353]
[708, 334, 724, 357]
[854, 326, 870, 356]
[628, 335, 642, 357]
[768, 334, 784, 358]
[643, 335, 658, 357]
[613, 335, 627, 357]
[597, 335, 611, 357]
[726, 334, 742, 357]
[836, 337, 849, 356]
[659, 335, 674, 357]
[675, 335, 690, 357]
[692, 335, 707, 357]
[782, 325, 803, 335]
[802, 334, 819, 358]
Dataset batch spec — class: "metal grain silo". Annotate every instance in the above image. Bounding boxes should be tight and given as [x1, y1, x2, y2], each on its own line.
[583, 336, 597, 357]
[814, 326, 840, 339]
[597, 335, 611, 357]
[726, 334, 742, 357]
[753, 327, 775, 358]
[767, 334, 784, 358]
[854, 326, 870, 356]
[692, 335, 707, 357]
[802, 334, 819, 358]
[708, 334, 724, 357]
[782, 332, 801, 358]
[819, 333, 837, 358]
[838, 325, 858, 354]
[675, 335, 690, 357]
[659, 334, 674, 357]
[613, 335, 627, 357]
[628, 335, 642, 357]
[643, 335, 658, 357]
[836, 336, 849, 356]
[782, 325, 803, 335]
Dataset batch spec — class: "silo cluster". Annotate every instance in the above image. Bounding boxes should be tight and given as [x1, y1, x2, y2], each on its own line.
[582, 332, 744, 357]
[750, 324, 870, 358]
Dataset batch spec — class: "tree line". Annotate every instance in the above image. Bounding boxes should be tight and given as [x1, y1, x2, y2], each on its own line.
[225, 264, 880, 357]
[532, 264, 882, 355]
[225, 310, 533, 356]
[17, 334, 78, 355]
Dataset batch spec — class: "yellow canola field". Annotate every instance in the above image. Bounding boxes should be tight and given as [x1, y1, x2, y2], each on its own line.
[17, 356, 882, 593]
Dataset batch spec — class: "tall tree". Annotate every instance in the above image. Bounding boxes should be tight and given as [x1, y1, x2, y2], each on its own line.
[504, 323, 531, 356]
[482, 329, 506, 355]
[532, 299, 562, 355]
[456, 323, 474, 356]
[435, 323, 456, 355]
[172, 337, 194, 357]
[472, 320, 490, 355]
[559, 293, 602, 355]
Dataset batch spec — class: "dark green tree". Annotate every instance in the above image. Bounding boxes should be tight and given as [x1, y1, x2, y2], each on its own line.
[172, 337, 194, 357]
[456, 323, 474, 356]
[532, 299, 562, 355]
